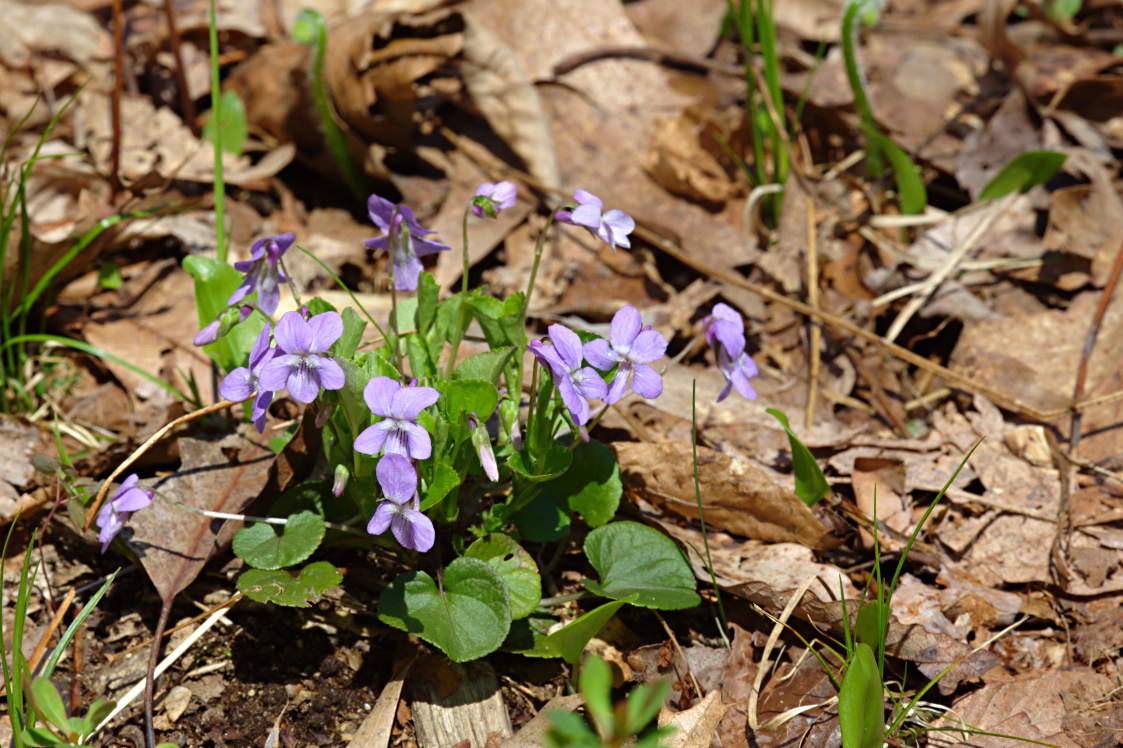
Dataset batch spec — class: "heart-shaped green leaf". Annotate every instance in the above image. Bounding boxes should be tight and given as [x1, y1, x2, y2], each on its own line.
[583, 522, 699, 610]
[540, 440, 620, 527]
[232, 511, 325, 570]
[237, 561, 343, 607]
[465, 534, 541, 619]
[379, 557, 511, 662]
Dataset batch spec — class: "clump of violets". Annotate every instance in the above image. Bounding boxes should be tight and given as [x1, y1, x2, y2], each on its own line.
[228, 232, 294, 317]
[556, 189, 635, 251]
[259, 310, 345, 404]
[585, 305, 667, 404]
[529, 324, 607, 426]
[471, 181, 517, 218]
[219, 323, 276, 432]
[354, 377, 440, 459]
[367, 453, 435, 552]
[366, 195, 451, 291]
[96, 474, 153, 553]
[704, 303, 759, 401]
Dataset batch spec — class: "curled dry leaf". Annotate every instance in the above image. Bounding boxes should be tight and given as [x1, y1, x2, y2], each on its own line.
[658, 690, 727, 748]
[615, 441, 834, 550]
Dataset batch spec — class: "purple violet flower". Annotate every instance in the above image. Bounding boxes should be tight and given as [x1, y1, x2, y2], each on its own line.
[366, 195, 451, 291]
[354, 376, 440, 460]
[529, 323, 607, 426]
[471, 181, 517, 218]
[367, 453, 435, 552]
[228, 233, 294, 317]
[96, 474, 153, 553]
[258, 311, 345, 404]
[555, 189, 635, 251]
[220, 323, 277, 432]
[703, 303, 759, 401]
[584, 305, 667, 404]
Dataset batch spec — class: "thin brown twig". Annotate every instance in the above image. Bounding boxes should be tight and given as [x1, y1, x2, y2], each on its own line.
[110, 0, 125, 194]
[805, 202, 821, 430]
[84, 399, 237, 531]
[162, 0, 197, 128]
[1070, 239, 1123, 451]
[27, 587, 76, 673]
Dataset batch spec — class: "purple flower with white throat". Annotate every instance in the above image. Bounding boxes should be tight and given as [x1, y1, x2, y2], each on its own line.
[584, 305, 667, 404]
[258, 311, 345, 404]
[555, 189, 635, 251]
[367, 453, 435, 552]
[366, 194, 451, 291]
[220, 323, 277, 432]
[703, 303, 758, 402]
[96, 474, 153, 553]
[228, 233, 294, 317]
[354, 377, 440, 460]
[529, 323, 607, 426]
[471, 181, 517, 218]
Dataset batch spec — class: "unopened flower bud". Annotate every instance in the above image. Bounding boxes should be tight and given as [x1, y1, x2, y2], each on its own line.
[499, 398, 522, 450]
[315, 403, 333, 428]
[332, 464, 349, 498]
[469, 413, 499, 482]
[194, 306, 244, 346]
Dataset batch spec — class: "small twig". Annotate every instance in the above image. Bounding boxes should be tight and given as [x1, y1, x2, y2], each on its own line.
[162, 0, 196, 128]
[109, 0, 125, 194]
[27, 587, 75, 673]
[883, 196, 1011, 343]
[96, 593, 242, 735]
[1070, 239, 1123, 451]
[805, 202, 821, 430]
[84, 399, 237, 530]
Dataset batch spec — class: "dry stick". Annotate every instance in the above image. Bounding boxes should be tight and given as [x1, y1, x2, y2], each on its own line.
[437, 125, 1123, 424]
[805, 202, 822, 430]
[26, 587, 76, 673]
[162, 0, 196, 128]
[109, 0, 125, 194]
[83, 399, 237, 530]
[96, 594, 243, 735]
[1070, 239, 1123, 451]
[882, 196, 1011, 343]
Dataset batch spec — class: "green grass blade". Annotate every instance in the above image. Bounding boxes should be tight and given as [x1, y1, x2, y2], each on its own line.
[2, 334, 190, 403]
[208, 0, 226, 263]
[41, 569, 120, 678]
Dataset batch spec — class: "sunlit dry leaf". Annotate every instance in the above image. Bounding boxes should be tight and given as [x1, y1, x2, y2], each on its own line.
[659, 690, 727, 748]
[931, 667, 1118, 748]
[850, 456, 909, 550]
[128, 432, 277, 601]
[616, 441, 833, 549]
[644, 112, 739, 205]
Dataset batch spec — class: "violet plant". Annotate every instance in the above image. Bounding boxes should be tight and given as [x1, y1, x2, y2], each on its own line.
[168, 185, 768, 662]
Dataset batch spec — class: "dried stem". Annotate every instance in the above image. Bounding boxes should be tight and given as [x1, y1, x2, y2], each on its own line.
[1070, 239, 1123, 450]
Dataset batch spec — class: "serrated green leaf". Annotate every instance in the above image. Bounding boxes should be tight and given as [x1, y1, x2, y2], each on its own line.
[454, 346, 516, 384]
[465, 534, 541, 619]
[202, 90, 247, 156]
[232, 512, 325, 570]
[539, 440, 620, 527]
[378, 557, 511, 662]
[839, 643, 884, 748]
[420, 458, 460, 511]
[507, 442, 571, 483]
[583, 522, 699, 610]
[979, 150, 1067, 201]
[440, 379, 500, 424]
[513, 489, 571, 542]
[766, 408, 830, 506]
[237, 561, 343, 607]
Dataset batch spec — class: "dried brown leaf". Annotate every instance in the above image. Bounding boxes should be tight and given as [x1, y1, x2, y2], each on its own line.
[616, 441, 833, 549]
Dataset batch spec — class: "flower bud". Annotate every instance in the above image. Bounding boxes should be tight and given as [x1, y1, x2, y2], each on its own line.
[194, 306, 244, 346]
[315, 403, 333, 428]
[498, 398, 522, 450]
[468, 413, 499, 482]
[332, 464, 349, 498]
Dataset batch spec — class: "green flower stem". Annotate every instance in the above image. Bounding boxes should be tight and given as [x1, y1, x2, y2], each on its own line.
[461, 205, 471, 295]
[841, 0, 882, 175]
[296, 245, 391, 347]
[278, 257, 304, 311]
[208, 0, 226, 263]
[692, 380, 730, 647]
[292, 8, 368, 203]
